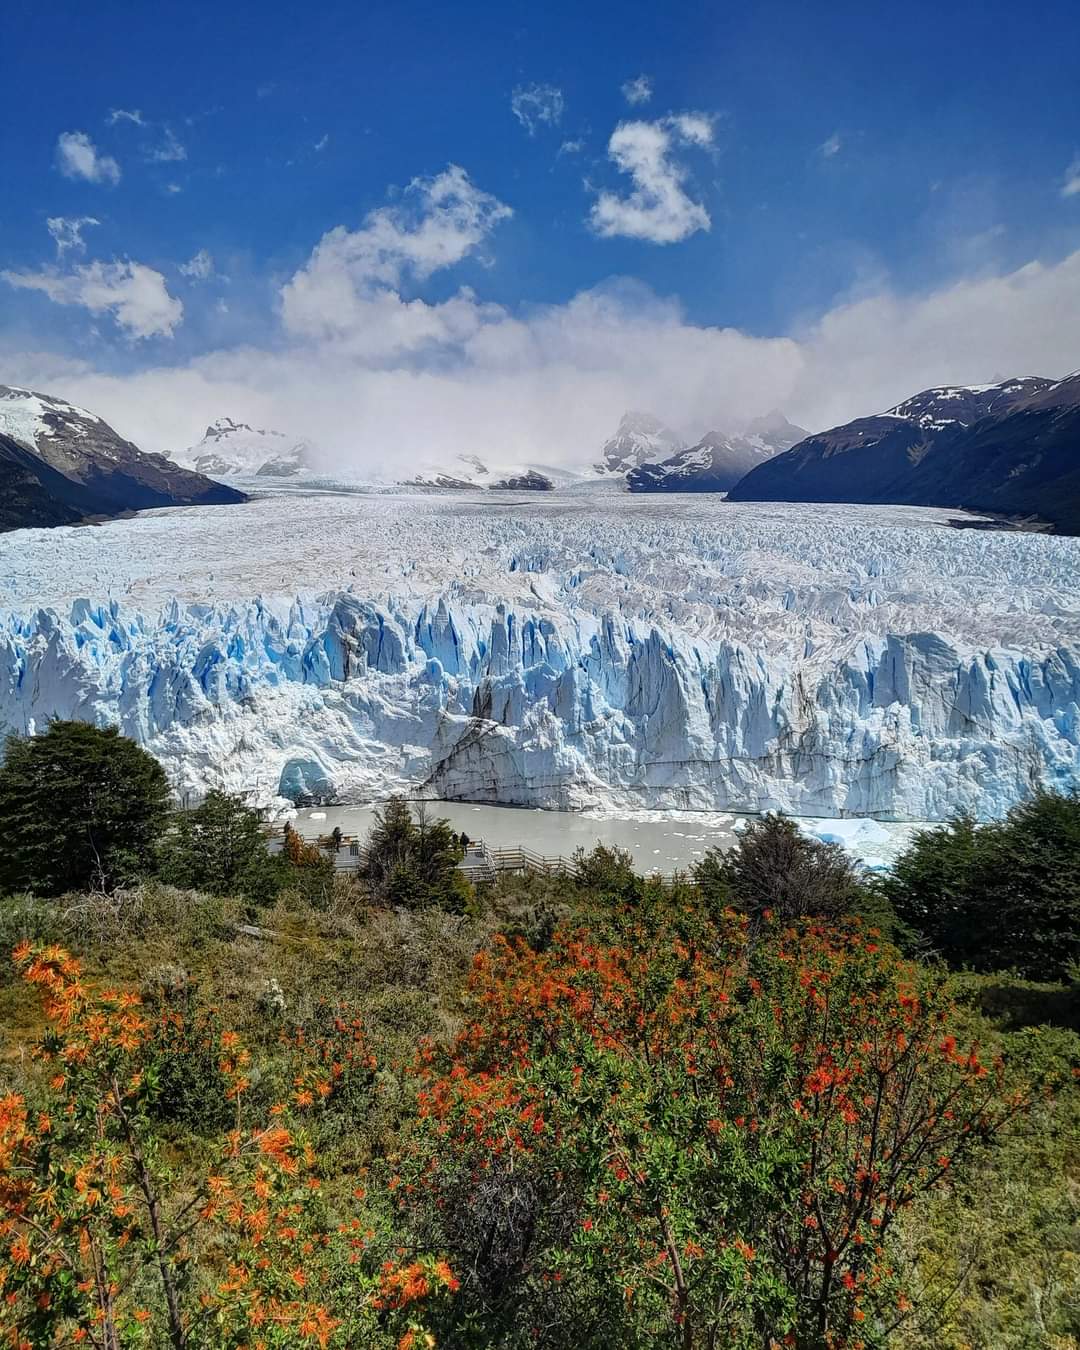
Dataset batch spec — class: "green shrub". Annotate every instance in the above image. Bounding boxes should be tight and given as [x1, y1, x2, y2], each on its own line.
[694, 813, 867, 927]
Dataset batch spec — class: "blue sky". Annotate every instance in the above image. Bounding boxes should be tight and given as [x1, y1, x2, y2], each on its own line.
[2, 0, 1080, 462]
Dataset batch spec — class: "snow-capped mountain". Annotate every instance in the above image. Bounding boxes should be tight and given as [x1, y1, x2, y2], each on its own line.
[627, 415, 808, 493]
[0, 386, 245, 531]
[399, 455, 589, 492]
[171, 418, 317, 478]
[729, 375, 1080, 533]
[595, 411, 685, 476]
[2, 491, 1077, 820]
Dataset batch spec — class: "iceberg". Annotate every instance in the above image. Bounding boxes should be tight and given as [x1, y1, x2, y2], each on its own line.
[0, 492, 1077, 820]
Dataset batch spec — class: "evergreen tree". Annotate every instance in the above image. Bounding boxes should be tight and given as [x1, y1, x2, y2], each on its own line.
[362, 795, 467, 909]
[882, 790, 1080, 977]
[158, 789, 283, 903]
[0, 720, 170, 895]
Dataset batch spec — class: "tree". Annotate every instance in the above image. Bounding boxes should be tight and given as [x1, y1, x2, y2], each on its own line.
[694, 814, 866, 928]
[158, 789, 283, 902]
[571, 842, 642, 901]
[881, 790, 1080, 977]
[362, 796, 467, 909]
[0, 721, 170, 896]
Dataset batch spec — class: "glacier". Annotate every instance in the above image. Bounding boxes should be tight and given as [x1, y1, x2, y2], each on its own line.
[0, 491, 1078, 820]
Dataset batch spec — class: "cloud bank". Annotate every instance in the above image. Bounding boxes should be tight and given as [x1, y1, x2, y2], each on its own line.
[9, 242, 1079, 471]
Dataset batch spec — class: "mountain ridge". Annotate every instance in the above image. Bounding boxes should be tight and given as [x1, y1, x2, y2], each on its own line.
[728, 375, 1080, 533]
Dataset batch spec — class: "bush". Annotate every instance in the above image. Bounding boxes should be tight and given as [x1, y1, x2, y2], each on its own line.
[158, 789, 284, 902]
[694, 813, 866, 927]
[404, 913, 1030, 1349]
[571, 842, 642, 900]
[0, 720, 170, 895]
[881, 790, 1080, 978]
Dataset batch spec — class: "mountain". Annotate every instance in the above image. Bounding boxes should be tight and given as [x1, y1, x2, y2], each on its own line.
[627, 415, 808, 493]
[400, 455, 583, 491]
[0, 433, 89, 530]
[0, 386, 246, 532]
[595, 411, 685, 476]
[728, 376, 1080, 533]
[171, 417, 317, 478]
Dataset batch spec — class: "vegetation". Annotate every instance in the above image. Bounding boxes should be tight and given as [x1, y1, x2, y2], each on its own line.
[157, 788, 285, 902]
[362, 795, 468, 910]
[0, 726, 1077, 1347]
[693, 813, 867, 926]
[0, 721, 171, 896]
[880, 790, 1080, 978]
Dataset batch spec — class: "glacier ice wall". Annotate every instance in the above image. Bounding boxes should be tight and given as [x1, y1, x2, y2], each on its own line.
[1, 493, 1078, 820]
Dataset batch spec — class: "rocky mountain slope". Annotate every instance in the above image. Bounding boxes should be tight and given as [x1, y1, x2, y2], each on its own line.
[0, 386, 246, 531]
[627, 414, 808, 492]
[729, 375, 1080, 532]
[595, 411, 685, 475]
[171, 417, 316, 478]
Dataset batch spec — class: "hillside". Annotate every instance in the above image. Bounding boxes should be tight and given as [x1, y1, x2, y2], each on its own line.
[729, 375, 1080, 532]
[0, 385, 247, 532]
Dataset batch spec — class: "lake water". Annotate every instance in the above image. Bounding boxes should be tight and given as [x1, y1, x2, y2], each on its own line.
[281, 801, 925, 873]
[283, 801, 739, 873]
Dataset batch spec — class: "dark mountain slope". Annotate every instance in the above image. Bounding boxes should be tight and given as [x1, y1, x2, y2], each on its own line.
[729, 376, 1080, 532]
[0, 385, 247, 532]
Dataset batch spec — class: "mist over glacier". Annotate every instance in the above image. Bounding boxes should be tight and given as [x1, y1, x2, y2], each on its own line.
[0, 492, 1077, 820]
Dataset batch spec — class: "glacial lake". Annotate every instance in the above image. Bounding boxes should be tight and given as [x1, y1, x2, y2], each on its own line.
[282, 802, 923, 873]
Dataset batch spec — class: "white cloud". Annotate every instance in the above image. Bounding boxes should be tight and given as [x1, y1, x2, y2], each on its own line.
[511, 83, 564, 135]
[621, 74, 653, 106]
[46, 216, 101, 257]
[589, 115, 713, 244]
[314, 133, 329, 152]
[820, 132, 842, 158]
[56, 131, 121, 186]
[558, 139, 584, 157]
[179, 249, 215, 280]
[1063, 155, 1080, 199]
[2, 261, 183, 340]
[281, 164, 512, 347]
[11, 245, 1074, 472]
[8, 191, 1080, 477]
[149, 127, 187, 163]
[108, 108, 145, 126]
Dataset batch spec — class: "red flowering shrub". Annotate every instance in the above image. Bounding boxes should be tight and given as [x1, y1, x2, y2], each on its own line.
[0, 944, 454, 1350]
[404, 904, 1029, 1349]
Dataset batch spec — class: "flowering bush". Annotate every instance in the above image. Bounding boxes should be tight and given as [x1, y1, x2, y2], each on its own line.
[0, 944, 455, 1350]
[406, 903, 1029, 1349]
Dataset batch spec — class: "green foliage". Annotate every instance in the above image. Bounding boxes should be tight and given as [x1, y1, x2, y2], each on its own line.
[406, 914, 1028, 1349]
[694, 812, 867, 927]
[0, 720, 171, 896]
[571, 841, 642, 900]
[881, 790, 1080, 978]
[158, 789, 285, 902]
[362, 795, 468, 910]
